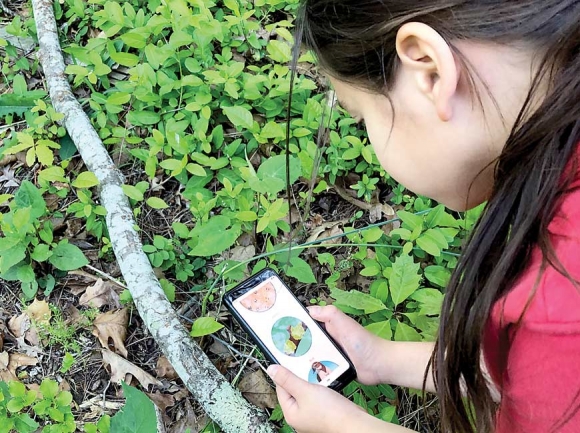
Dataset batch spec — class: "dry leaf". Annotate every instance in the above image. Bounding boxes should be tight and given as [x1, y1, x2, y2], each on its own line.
[93, 309, 128, 357]
[168, 399, 200, 433]
[101, 349, 162, 390]
[0, 351, 38, 382]
[155, 356, 178, 380]
[147, 391, 176, 413]
[369, 202, 396, 224]
[227, 245, 255, 263]
[237, 370, 277, 409]
[26, 299, 51, 325]
[79, 279, 121, 308]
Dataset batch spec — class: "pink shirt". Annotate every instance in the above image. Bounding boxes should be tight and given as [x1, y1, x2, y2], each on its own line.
[484, 165, 580, 432]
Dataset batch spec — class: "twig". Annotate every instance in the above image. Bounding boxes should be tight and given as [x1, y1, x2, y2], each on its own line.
[83, 264, 128, 289]
[31, 1, 275, 432]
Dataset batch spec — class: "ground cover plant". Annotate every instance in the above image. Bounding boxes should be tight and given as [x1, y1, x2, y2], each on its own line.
[0, 0, 484, 431]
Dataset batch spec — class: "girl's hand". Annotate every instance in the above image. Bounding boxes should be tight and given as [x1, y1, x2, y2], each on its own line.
[267, 364, 366, 433]
[308, 305, 384, 385]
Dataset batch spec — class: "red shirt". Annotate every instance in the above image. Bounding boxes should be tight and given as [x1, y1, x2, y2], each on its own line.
[484, 168, 580, 432]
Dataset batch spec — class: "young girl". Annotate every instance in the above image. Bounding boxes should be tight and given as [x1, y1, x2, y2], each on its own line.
[266, 1, 580, 432]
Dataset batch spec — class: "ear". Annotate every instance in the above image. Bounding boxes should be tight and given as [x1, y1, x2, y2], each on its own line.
[395, 22, 459, 121]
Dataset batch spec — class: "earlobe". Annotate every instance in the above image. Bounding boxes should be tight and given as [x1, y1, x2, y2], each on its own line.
[395, 22, 459, 122]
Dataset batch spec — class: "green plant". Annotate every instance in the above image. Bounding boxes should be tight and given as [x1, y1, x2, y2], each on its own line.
[0, 379, 76, 433]
[0, 181, 89, 299]
[35, 304, 97, 353]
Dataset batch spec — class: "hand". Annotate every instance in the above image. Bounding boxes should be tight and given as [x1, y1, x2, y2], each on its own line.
[267, 364, 366, 433]
[308, 305, 384, 385]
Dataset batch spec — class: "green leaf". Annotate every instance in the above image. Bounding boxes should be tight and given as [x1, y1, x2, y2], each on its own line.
[0, 242, 27, 274]
[330, 288, 386, 314]
[190, 316, 224, 337]
[395, 321, 422, 342]
[388, 254, 421, 307]
[365, 321, 392, 340]
[257, 154, 301, 194]
[110, 51, 140, 67]
[424, 265, 451, 287]
[122, 185, 144, 201]
[397, 210, 423, 231]
[410, 289, 444, 316]
[110, 383, 157, 433]
[127, 110, 160, 126]
[223, 106, 253, 130]
[40, 378, 59, 399]
[48, 240, 89, 271]
[14, 180, 46, 218]
[72, 171, 99, 189]
[31, 244, 52, 262]
[188, 216, 240, 257]
[267, 40, 291, 63]
[146, 197, 169, 209]
[0, 93, 42, 117]
[285, 257, 316, 284]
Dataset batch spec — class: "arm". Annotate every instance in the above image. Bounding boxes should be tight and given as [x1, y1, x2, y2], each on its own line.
[372, 340, 436, 393]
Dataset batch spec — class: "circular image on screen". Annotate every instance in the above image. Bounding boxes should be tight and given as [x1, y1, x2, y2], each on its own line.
[240, 281, 277, 312]
[271, 317, 312, 357]
[308, 360, 339, 384]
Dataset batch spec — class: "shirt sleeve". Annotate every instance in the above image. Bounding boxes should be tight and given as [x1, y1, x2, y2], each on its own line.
[495, 324, 580, 433]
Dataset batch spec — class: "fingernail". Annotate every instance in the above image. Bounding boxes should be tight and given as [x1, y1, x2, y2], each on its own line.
[307, 306, 321, 315]
[267, 365, 279, 379]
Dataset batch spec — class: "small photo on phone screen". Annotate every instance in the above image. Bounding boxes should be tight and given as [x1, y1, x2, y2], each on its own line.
[232, 276, 350, 386]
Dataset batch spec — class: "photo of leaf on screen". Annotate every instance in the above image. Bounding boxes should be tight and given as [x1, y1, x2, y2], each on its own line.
[271, 317, 312, 357]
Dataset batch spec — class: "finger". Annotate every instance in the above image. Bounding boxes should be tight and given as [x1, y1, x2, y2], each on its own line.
[275, 382, 298, 413]
[307, 305, 344, 323]
[267, 365, 310, 399]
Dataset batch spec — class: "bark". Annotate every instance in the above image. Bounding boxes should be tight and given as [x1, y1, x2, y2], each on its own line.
[30, 1, 276, 431]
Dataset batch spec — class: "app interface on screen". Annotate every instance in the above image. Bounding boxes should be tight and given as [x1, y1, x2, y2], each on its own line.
[233, 276, 349, 386]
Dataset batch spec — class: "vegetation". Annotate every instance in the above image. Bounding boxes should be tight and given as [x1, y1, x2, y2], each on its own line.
[0, 0, 483, 431]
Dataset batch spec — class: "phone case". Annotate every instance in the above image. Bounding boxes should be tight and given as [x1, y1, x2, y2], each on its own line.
[224, 268, 357, 392]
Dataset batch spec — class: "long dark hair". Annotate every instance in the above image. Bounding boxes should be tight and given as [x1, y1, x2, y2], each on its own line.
[296, 1, 580, 431]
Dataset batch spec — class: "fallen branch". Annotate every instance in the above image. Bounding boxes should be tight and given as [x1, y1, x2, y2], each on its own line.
[31, 1, 275, 431]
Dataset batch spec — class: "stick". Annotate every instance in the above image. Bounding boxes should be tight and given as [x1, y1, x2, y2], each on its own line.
[31, 1, 275, 431]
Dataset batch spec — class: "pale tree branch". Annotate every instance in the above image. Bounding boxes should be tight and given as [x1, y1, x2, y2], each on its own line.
[30, 0, 276, 431]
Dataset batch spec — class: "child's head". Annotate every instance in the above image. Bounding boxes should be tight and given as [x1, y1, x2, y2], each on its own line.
[297, 1, 580, 432]
[299, 1, 579, 211]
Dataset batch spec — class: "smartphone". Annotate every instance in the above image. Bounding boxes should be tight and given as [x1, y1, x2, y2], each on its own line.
[224, 268, 356, 392]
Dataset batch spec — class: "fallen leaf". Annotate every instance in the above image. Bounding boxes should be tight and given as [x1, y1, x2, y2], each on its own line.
[9, 312, 40, 346]
[26, 298, 51, 325]
[147, 391, 176, 413]
[155, 356, 178, 380]
[237, 369, 277, 409]
[168, 399, 200, 433]
[227, 245, 255, 263]
[0, 165, 20, 187]
[369, 202, 396, 224]
[79, 279, 121, 308]
[101, 349, 162, 390]
[0, 351, 38, 382]
[93, 309, 128, 357]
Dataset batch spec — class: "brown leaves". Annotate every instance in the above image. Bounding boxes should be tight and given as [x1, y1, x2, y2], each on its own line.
[26, 298, 51, 325]
[237, 370, 277, 409]
[155, 356, 178, 380]
[79, 278, 121, 308]
[0, 351, 37, 382]
[92, 308, 129, 357]
[102, 349, 162, 390]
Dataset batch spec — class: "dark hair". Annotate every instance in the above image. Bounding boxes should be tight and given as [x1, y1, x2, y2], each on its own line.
[296, 1, 580, 432]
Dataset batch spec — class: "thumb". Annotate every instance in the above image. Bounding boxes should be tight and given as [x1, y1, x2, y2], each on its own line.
[308, 305, 348, 325]
[267, 365, 309, 398]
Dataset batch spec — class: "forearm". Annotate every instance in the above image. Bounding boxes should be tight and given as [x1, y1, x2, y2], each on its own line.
[373, 340, 436, 393]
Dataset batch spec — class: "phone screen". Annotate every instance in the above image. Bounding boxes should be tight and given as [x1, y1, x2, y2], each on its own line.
[231, 275, 351, 387]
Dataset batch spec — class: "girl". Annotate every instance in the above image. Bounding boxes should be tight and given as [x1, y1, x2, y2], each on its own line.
[266, 1, 580, 432]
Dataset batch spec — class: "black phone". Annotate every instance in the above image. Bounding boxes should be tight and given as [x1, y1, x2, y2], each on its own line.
[224, 268, 356, 392]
